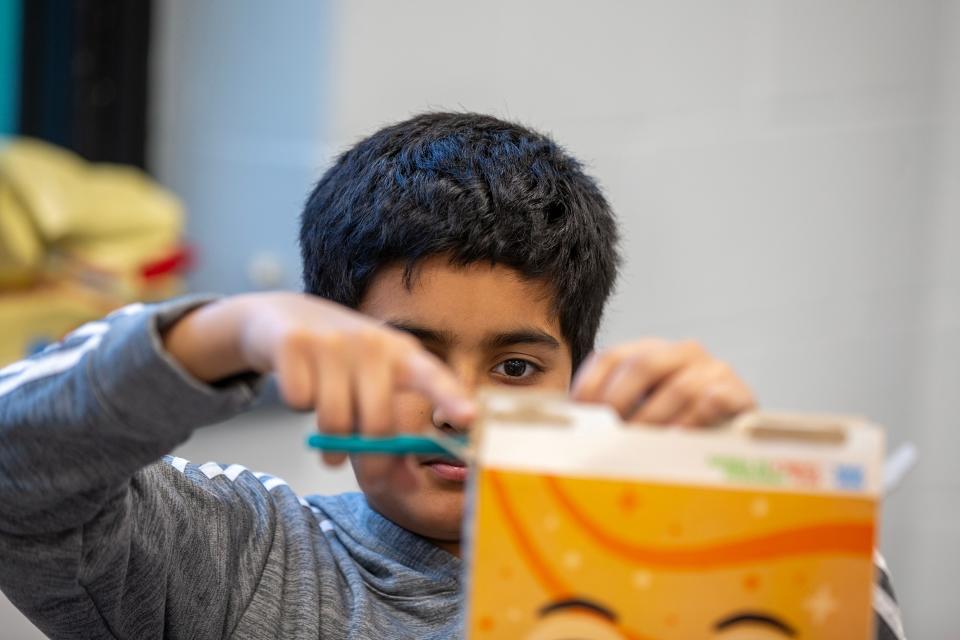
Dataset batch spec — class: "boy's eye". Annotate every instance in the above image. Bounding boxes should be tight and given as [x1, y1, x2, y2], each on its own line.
[493, 358, 540, 379]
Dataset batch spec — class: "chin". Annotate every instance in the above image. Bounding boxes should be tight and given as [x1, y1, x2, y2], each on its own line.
[353, 456, 469, 541]
[365, 483, 466, 542]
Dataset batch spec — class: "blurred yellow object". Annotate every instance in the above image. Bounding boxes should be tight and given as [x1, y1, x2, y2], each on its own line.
[0, 138, 188, 364]
[0, 138, 183, 285]
[0, 281, 118, 365]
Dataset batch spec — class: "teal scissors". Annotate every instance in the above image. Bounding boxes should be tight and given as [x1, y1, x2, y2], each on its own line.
[306, 433, 471, 461]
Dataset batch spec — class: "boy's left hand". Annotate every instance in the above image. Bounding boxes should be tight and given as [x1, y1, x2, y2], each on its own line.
[570, 339, 755, 427]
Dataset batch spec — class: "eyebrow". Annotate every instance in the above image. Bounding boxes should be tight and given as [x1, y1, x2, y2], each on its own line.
[385, 321, 561, 351]
[714, 612, 796, 636]
[538, 597, 617, 622]
[386, 321, 456, 345]
[483, 329, 560, 351]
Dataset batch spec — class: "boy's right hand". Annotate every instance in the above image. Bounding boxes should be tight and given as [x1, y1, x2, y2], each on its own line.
[162, 292, 475, 464]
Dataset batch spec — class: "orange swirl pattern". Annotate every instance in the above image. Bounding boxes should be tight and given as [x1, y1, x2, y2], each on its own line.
[488, 471, 658, 640]
[542, 476, 875, 569]
[484, 470, 875, 640]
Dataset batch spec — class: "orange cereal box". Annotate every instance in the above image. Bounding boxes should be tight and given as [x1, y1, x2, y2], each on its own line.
[463, 392, 884, 639]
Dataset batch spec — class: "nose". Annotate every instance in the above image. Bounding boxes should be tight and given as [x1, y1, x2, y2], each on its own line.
[431, 405, 469, 435]
[432, 359, 479, 434]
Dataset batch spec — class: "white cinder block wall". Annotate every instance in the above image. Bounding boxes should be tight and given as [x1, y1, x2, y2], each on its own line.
[330, 2, 956, 634]
[2, 1, 956, 637]
[892, 0, 960, 629]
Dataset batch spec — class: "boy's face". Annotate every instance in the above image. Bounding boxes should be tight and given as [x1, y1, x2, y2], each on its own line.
[355, 257, 573, 554]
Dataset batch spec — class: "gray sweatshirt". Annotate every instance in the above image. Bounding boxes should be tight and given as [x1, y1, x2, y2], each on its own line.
[0, 298, 905, 639]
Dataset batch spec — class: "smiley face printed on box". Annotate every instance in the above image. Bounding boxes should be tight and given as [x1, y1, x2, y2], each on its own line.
[466, 471, 876, 640]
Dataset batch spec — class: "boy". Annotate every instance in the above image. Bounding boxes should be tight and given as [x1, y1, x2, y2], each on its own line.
[0, 113, 902, 638]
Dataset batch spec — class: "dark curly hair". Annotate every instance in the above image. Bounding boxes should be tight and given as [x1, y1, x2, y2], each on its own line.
[299, 112, 620, 369]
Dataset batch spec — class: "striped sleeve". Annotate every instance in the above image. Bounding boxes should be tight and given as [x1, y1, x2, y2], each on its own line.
[0, 297, 281, 638]
[874, 551, 906, 640]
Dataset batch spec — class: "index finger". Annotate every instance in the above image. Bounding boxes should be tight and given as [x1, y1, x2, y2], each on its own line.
[395, 348, 476, 425]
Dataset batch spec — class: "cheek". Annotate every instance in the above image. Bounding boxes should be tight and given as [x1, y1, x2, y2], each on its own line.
[393, 391, 433, 431]
[351, 392, 432, 494]
[353, 455, 420, 497]
[545, 371, 573, 391]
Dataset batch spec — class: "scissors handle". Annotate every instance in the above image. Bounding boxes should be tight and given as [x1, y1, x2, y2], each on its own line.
[306, 433, 466, 457]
